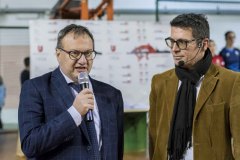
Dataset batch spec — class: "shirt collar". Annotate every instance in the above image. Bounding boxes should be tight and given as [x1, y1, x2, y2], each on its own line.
[59, 68, 93, 90]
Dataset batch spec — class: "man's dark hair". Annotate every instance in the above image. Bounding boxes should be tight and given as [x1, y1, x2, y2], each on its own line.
[225, 31, 234, 40]
[170, 13, 209, 44]
[24, 57, 30, 67]
[56, 24, 95, 50]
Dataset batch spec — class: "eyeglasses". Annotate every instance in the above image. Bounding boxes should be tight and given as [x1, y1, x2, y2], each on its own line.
[58, 48, 98, 60]
[165, 37, 197, 50]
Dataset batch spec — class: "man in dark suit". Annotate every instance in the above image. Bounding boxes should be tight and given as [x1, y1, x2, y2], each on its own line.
[18, 24, 124, 160]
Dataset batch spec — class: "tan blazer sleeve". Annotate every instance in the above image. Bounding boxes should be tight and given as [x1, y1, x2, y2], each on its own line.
[230, 73, 240, 159]
[149, 75, 158, 159]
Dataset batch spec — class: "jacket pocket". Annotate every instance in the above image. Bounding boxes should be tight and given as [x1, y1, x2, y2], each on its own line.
[208, 101, 227, 132]
[208, 102, 231, 159]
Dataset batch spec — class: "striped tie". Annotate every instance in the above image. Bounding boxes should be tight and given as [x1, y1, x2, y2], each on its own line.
[69, 83, 81, 93]
[85, 117, 101, 160]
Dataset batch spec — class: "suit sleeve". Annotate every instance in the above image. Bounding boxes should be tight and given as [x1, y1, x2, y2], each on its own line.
[18, 80, 77, 158]
[116, 90, 124, 160]
[230, 74, 240, 159]
[149, 75, 157, 159]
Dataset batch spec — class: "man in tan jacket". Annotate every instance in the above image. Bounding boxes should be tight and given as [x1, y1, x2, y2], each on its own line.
[149, 13, 240, 160]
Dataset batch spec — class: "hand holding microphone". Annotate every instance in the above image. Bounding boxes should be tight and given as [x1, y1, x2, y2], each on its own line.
[72, 72, 94, 121]
[78, 72, 94, 121]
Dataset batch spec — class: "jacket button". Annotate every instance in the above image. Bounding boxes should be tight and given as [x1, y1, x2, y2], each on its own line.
[87, 146, 91, 151]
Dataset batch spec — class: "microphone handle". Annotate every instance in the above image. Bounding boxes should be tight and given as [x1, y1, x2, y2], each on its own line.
[81, 82, 93, 122]
[81, 83, 89, 89]
[86, 109, 93, 122]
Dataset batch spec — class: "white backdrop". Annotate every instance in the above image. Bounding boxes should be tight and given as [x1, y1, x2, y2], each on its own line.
[29, 20, 174, 111]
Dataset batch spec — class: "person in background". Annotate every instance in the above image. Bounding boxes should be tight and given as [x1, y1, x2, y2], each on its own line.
[20, 57, 30, 85]
[18, 24, 124, 160]
[220, 31, 240, 72]
[149, 13, 240, 160]
[209, 39, 225, 67]
[0, 76, 6, 129]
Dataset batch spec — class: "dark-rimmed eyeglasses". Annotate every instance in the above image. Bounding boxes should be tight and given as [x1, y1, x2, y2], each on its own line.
[57, 48, 99, 60]
[165, 37, 197, 50]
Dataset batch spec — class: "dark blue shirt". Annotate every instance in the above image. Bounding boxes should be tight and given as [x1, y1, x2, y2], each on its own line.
[220, 47, 240, 72]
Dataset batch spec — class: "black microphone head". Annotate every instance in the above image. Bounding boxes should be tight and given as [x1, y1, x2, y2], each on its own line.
[178, 60, 185, 67]
[78, 72, 89, 88]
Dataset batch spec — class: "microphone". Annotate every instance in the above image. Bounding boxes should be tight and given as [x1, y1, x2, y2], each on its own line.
[178, 43, 202, 67]
[78, 72, 93, 122]
[178, 60, 185, 67]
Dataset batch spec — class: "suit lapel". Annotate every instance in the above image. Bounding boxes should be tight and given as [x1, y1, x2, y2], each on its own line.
[51, 68, 90, 142]
[95, 95, 108, 158]
[193, 64, 219, 121]
[165, 70, 179, 121]
[91, 78, 109, 158]
[51, 68, 74, 108]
